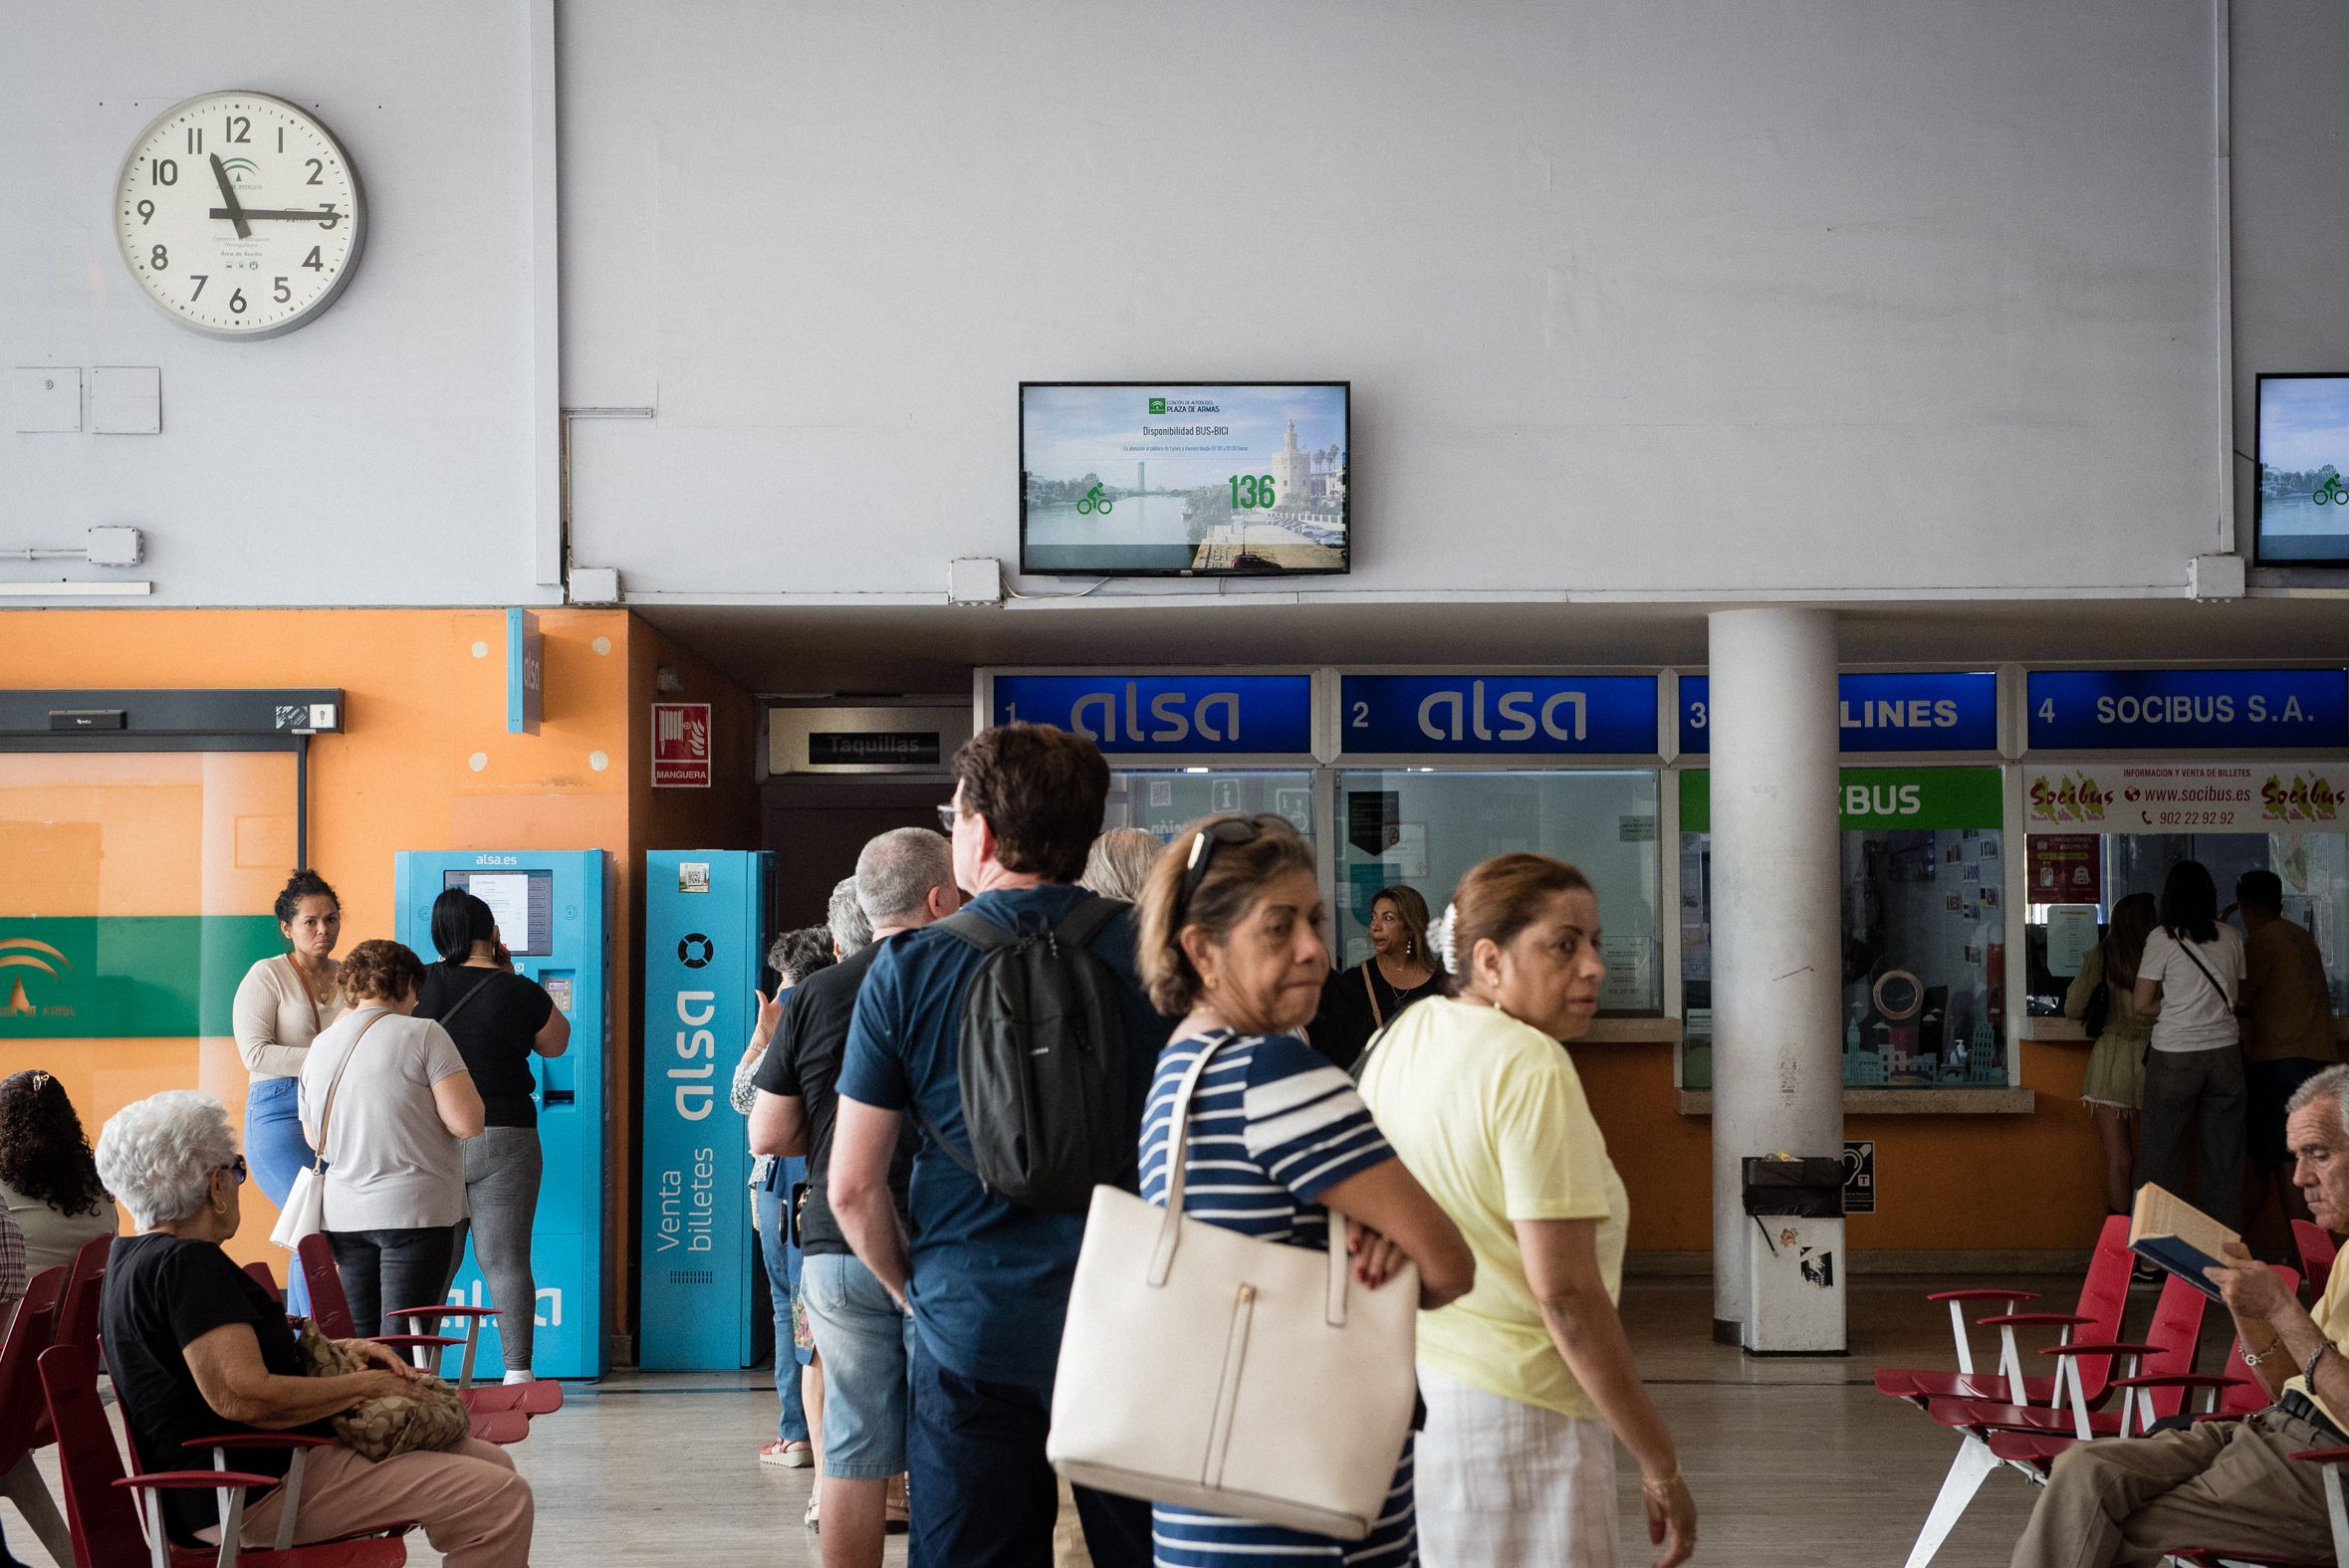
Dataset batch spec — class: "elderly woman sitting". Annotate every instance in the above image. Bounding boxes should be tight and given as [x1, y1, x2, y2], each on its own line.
[94, 1090, 534, 1567]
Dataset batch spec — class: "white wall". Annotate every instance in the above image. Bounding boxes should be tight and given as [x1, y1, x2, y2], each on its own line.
[560, 0, 2274, 602]
[0, 2, 548, 605]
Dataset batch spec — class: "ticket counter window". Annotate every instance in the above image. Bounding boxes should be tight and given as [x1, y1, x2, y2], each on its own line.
[2025, 830, 2349, 1015]
[1331, 770, 1663, 1011]
[1105, 770, 1316, 844]
[1681, 768, 2007, 1089]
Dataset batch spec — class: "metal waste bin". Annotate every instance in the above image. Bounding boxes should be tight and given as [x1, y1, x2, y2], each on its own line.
[1741, 1156, 1847, 1354]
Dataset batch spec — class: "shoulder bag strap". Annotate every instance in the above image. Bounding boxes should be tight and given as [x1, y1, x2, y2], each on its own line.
[1052, 895, 1126, 950]
[438, 968, 500, 1026]
[2175, 940, 2234, 1013]
[1360, 965, 1385, 1030]
[309, 1010, 392, 1175]
[283, 955, 324, 1037]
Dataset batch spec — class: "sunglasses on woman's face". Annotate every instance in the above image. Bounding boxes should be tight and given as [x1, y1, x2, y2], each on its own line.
[222, 1155, 248, 1187]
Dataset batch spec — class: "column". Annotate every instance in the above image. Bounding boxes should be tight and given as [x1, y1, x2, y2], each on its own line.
[1707, 607, 1844, 1348]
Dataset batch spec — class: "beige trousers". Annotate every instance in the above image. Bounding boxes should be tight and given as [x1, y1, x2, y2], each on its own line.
[236, 1436, 534, 1568]
[2008, 1409, 2334, 1568]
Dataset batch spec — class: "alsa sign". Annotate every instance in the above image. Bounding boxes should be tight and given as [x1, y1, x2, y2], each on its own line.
[1339, 675, 1659, 756]
[991, 675, 1313, 756]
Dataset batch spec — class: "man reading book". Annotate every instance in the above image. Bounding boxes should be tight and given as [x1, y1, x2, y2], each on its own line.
[2011, 1064, 2349, 1568]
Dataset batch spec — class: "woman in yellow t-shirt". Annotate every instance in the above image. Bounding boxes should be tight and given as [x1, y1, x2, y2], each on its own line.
[1357, 853, 1695, 1568]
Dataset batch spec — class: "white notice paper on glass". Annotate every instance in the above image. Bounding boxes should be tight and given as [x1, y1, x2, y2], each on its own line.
[2045, 904, 2100, 979]
[469, 873, 533, 948]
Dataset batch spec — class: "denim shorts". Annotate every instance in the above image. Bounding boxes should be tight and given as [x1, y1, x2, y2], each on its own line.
[801, 1250, 916, 1479]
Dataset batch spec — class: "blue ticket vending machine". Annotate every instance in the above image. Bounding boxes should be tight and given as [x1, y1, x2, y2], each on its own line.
[639, 850, 769, 1369]
[392, 849, 608, 1381]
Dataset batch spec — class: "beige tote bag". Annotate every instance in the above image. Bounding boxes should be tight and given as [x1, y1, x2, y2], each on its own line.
[1048, 1035, 1419, 1540]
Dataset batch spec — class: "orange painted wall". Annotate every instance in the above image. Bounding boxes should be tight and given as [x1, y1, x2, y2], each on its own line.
[1574, 1038, 2107, 1253]
[0, 607, 762, 1352]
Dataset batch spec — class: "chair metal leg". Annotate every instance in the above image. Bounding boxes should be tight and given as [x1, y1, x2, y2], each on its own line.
[1902, 1435, 2000, 1568]
[3, 1452, 73, 1568]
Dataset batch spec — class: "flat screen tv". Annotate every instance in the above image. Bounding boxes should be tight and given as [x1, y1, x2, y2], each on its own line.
[1020, 381, 1349, 576]
[2256, 373, 2349, 566]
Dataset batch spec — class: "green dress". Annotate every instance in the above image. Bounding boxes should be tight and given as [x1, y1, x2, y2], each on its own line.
[2067, 944, 2152, 1110]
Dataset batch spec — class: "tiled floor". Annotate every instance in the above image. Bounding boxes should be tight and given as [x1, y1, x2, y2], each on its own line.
[26, 1272, 2222, 1566]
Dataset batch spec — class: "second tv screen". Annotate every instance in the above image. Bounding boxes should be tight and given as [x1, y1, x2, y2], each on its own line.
[1021, 382, 1348, 576]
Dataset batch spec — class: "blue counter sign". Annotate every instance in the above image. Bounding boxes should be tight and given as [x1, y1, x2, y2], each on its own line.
[1340, 674, 1659, 756]
[1679, 672, 1997, 755]
[2027, 670, 2348, 751]
[992, 674, 1314, 756]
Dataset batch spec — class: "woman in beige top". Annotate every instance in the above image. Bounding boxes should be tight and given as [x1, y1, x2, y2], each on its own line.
[231, 870, 344, 1212]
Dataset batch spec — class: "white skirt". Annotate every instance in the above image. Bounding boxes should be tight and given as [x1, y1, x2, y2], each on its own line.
[1415, 1365, 1619, 1568]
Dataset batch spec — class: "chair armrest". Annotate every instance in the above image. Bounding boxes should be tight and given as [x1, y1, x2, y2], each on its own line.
[117, 1469, 282, 1491]
[468, 1408, 530, 1445]
[1979, 1312, 2095, 1328]
[384, 1305, 501, 1321]
[190, 1433, 336, 1452]
[1929, 1288, 2040, 1303]
[2039, 1342, 2160, 1358]
[369, 1334, 462, 1351]
[2110, 1373, 2251, 1391]
[2292, 1448, 2349, 1463]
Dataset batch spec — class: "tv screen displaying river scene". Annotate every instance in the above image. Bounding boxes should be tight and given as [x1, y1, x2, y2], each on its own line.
[2257, 374, 2349, 565]
[1020, 382, 1349, 575]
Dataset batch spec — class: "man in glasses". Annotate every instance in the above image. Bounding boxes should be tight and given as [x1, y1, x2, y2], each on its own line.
[831, 724, 1167, 1567]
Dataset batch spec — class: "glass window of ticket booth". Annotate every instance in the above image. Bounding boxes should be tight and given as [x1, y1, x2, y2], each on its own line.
[1332, 675, 1667, 1013]
[2019, 669, 2349, 1032]
[1675, 672, 2006, 1092]
[983, 669, 1323, 862]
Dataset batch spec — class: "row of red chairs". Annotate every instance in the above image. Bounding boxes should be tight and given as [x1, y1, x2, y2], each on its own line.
[0, 1232, 561, 1566]
[1879, 1214, 2349, 1568]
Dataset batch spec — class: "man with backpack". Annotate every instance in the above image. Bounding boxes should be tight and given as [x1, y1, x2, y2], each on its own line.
[832, 723, 1166, 1567]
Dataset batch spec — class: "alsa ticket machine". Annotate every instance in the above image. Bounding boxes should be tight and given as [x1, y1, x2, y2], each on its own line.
[393, 849, 608, 1380]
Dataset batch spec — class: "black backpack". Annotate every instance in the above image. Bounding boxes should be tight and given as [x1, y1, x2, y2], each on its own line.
[922, 895, 1133, 1212]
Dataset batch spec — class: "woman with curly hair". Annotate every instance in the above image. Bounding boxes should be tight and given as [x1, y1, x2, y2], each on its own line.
[0, 1069, 117, 1271]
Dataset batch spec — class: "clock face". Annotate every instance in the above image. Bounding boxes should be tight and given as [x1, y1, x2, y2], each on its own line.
[114, 91, 365, 338]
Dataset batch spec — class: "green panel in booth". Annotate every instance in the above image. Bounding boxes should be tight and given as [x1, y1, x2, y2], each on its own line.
[1678, 766, 2003, 834]
[0, 916, 284, 1039]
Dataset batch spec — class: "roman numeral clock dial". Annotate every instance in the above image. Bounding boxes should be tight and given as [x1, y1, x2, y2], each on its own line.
[114, 91, 365, 338]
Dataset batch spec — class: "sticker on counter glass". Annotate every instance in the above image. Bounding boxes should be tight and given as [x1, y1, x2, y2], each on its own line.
[2024, 761, 2347, 832]
[1338, 674, 1659, 755]
[2026, 669, 2348, 751]
[992, 674, 1312, 756]
[1679, 672, 1997, 755]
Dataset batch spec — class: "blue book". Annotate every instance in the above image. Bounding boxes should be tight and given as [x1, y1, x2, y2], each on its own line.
[2129, 1184, 2238, 1303]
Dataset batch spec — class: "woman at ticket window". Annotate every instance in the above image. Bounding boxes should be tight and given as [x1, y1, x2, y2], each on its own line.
[231, 870, 345, 1215]
[2065, 893, 2157, 1219]
[1308, 884, 1447, 1069]
[2134, 860, 2250, 1231]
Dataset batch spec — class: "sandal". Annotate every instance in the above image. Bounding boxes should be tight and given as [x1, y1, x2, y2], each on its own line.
[805, 1492, 822, 1531]
[759, 1439, 814, 1468]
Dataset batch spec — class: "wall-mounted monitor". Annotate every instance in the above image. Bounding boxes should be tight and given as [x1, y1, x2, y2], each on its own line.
[2256, 373, 2349, 566]
[1020, 382, 1349, 576]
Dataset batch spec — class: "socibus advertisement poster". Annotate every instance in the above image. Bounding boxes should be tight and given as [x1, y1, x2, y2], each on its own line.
[2023, 762, 2347, 832]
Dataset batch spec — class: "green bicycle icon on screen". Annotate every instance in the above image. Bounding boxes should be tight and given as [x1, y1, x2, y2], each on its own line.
[2315, 475, 2348, 506]
[1075, 483, 1113, 516]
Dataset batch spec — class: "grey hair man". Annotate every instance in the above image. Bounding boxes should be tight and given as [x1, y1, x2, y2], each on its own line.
[750, 826, 960, 1567]
[829, 876, 874, 959]
[2009, 1063, 2349, 1567]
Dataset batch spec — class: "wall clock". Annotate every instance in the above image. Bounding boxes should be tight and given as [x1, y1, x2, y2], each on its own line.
[114, 91, 365, 338]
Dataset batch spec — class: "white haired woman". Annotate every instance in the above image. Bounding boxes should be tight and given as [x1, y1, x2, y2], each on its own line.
[95, 1090, 534, 1566]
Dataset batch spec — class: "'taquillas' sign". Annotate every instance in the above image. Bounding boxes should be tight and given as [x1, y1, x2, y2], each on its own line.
[991, 674, 1313, 756]
[1339, 674, 1659, 756]
[1679, 672, 1997, 755]
[2026, 670, 2348, 751]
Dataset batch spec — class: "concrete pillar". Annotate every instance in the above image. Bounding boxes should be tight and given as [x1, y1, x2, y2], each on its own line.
[1707, 607, 1844, 1347]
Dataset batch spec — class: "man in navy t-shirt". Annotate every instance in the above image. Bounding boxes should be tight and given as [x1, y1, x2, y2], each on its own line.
[833, 724, 1166, 1568]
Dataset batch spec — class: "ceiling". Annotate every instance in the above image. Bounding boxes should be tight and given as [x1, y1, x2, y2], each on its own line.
[633, 593, 2349, 700]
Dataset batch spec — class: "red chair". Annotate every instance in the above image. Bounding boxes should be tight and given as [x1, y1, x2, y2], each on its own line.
[291, 1237, 529, 1443]
[39, 1341, 404, 1568]
[379, 1305, 562, 1417]
[0, 1268, 71, 1566]
[1875, 1215, 2134, 1411]
[2291, 1220, 2338, 1302]
[245, 1260, 284, 1304]
[53, 1232, 112, 1370]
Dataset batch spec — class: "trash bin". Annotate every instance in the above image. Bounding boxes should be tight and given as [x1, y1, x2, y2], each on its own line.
[1741, 1156, 1847, 1354]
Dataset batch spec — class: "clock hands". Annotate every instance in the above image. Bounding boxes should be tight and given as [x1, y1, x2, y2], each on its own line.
[208, 154, 251, 240]
[206, 206, 343, 228]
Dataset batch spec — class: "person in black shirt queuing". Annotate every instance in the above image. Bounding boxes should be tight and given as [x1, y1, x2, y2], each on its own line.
[1307, 884, 1448, 1069]
[94, 1090, 533, 1564]
[751, 827, 961, 1567]
[413, 888, 570, 1384]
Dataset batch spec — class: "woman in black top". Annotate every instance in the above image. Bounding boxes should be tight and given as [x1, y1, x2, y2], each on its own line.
[414, 889, 570, 1384]
[92, 1089, 531, 1559]
[1308, 884, 1448, 1069]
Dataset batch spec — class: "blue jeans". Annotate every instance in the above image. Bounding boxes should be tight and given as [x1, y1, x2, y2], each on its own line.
[245, 1077, 313, 1315]
[906, 1330, 1150, 1568]
[801, 1251, 916, 1479]
[754, 1158, 809, 1444]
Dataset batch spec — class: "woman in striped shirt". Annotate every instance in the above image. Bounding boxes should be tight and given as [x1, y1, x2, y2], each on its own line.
[1134, 814, 1475, 1568]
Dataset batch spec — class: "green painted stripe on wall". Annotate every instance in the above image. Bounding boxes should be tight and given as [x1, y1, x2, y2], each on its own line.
[0, 916, 285, 1040]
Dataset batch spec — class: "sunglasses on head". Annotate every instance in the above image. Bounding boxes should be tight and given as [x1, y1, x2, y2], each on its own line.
[1178, 815, 1291, 920]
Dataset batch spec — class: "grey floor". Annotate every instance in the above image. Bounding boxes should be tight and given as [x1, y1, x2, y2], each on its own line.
[28, 1273, 2203, 1567]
